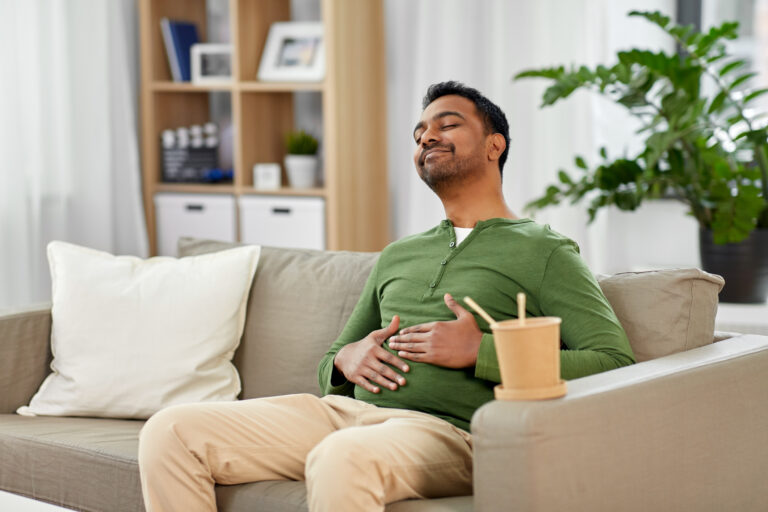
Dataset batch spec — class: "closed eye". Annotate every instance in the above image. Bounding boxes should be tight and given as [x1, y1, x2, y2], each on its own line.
[414, 123, 459, 144]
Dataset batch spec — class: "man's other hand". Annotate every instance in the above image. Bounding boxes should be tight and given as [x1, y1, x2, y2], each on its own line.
[333, 315, 410, 394]
[388, 293, 482, 368]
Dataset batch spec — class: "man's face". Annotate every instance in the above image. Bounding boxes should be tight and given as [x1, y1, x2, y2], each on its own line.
[412, 95, 488, 193]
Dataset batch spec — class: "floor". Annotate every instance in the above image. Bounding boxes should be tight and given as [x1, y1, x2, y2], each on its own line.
[0, 491, 74, 511]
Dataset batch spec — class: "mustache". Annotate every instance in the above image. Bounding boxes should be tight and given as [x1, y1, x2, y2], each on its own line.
[418, 143, 455, 166]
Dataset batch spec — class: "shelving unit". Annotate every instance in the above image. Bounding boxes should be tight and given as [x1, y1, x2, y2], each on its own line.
[138, 0, 389, 254]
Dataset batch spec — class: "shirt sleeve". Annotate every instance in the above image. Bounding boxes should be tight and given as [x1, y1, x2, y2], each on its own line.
[317, 260, 382, 396]
[541, 242, 636, 379]
[475, 241, 636, 382]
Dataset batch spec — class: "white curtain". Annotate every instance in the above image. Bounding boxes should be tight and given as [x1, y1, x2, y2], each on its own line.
[385, 0, 676, 273]
[0, 0, 147, 310]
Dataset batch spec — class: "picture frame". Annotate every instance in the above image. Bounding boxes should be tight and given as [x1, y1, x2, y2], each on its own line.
[257, 22, 325, 82]
[191, 43, 233, 84]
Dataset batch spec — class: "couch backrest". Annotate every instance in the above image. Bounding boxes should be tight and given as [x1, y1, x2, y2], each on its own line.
[179, 239, 725, 397]
[596, 269, 724, 362]
[179, 238, 378, 398]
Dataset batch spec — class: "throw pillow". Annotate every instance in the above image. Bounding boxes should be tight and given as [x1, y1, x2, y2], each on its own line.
[597, 268, 725, 362]
[17, 241, 260, 419]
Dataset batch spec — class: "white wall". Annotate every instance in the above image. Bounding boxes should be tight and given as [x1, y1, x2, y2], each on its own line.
[383, 0, 705, 275]
[595, 202, 701, 274]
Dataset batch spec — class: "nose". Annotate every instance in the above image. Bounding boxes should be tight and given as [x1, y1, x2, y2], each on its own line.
[420, 123, 440, 147]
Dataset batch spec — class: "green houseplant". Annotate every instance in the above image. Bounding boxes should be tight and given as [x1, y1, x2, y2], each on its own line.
[516, 10, 768, 303]
[284, 130, 320, 188]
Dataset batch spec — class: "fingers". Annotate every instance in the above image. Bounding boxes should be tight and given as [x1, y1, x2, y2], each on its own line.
[387, 315, 400, 334]
[354, 352, 407, 394]
[387, 331, 429, 352]
[377, 347, 410, 373]
[397, 351, 425, 362]
[351, 374, 384, 394]
[443, 293, 468, 318]
[398, 321, 435, 335]
[373, 315, 400, 343]
[361, 370, 398, 393]
[373, 355, 408, 387]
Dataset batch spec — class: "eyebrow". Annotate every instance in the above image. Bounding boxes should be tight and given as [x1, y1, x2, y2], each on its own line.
[413, 111, 466, 138]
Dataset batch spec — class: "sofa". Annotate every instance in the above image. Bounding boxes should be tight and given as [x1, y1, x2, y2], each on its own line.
[1, 238, 767, 512]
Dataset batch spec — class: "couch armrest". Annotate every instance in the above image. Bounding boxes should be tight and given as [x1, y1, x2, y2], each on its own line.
[0, 305, 52, 413]
[713, 330, 741, 342]
[471, 335, 768, 512]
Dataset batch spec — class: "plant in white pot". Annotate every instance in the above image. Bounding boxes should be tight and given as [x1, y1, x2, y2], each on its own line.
[284, 130, 320, 188]
[515, 11, 768, 303]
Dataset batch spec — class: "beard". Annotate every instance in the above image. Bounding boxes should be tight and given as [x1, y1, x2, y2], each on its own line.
[417, 143, 484, 194]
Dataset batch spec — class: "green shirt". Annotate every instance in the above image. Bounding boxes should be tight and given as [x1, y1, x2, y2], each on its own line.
[317, 218, 635, 431]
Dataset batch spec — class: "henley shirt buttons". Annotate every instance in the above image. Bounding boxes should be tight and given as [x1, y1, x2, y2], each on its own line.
[449, 241, 456, 248]
[441, 260, 447, 265]
[429, 282, 436, 288]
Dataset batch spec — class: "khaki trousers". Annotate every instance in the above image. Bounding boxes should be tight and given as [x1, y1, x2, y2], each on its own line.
[138, 393, 473, 512]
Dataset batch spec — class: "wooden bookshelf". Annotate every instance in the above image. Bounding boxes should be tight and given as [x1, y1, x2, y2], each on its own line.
[154, 183, 237, 194]
[138, 0, 389, 254]
[151, 82, 234, 92]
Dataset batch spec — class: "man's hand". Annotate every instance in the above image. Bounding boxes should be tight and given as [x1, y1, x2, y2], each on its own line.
[333, 315, 410, 394]
[387, 293, 482, 368]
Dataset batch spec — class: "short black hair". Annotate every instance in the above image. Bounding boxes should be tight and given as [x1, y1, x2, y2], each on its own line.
[422, 81, 510, 177]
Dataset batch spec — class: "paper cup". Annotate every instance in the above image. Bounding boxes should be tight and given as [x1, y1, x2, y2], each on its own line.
[491, 317, 566, 400]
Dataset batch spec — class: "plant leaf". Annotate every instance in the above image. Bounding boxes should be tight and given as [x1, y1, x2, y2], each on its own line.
[514, 67, 566, 81]
[707, 52, 727, 63]
[708, 90, 728, 114]
[729, 72, 757, 90]
[644, 131, 680, 171]
[629, 11, 670, 30]
[710, 183, 763, 243]
[743, 88, 768, 104]
[718, 59, 746, 76]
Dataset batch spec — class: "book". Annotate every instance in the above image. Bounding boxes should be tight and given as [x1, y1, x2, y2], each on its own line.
[160, 18, 199, 82]
[160, 18, 180, 81]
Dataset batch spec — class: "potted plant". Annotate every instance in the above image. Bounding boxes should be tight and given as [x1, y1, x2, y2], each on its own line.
[515, 10, 768, 303]
[284, 130, 320, 188]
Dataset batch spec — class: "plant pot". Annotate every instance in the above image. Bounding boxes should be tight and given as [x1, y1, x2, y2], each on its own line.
[284, 154, 318, 188]
[699, 228, 768, 304]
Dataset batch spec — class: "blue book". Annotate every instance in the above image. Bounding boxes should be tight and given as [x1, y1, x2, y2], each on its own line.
[160, 18, 199, 82]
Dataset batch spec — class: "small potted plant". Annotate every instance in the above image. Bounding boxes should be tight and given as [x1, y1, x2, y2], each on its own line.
[284, 130, 320, 188]
[515, 10, 768, 303]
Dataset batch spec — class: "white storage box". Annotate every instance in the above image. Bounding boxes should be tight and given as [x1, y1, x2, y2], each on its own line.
[154, 193, 236, 256]
[239, 195, 325, 250]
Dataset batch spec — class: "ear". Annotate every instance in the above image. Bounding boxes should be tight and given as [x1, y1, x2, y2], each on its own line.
[486, 133, 506, 163]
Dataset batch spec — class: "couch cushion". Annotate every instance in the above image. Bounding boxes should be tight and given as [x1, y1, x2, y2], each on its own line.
[0, 414, 470, 512]
[0, 415, 145, 512]
[215, 481, 472, 512]
[178, 238, 379, 399]
[597, 268, 725, 362]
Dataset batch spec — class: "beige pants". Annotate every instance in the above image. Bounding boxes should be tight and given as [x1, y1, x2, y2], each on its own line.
[138, 393, 473, 512]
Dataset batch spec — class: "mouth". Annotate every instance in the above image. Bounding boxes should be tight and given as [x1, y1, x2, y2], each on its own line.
[419, 146, 452, 166]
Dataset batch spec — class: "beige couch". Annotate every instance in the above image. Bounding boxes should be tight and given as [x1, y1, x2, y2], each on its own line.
[1, 239, 767, 512]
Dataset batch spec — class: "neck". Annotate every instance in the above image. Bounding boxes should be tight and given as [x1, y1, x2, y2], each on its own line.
[436, 172, 518, 228]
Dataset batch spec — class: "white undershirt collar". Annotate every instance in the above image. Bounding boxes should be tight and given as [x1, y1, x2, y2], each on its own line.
[453, 227, 473, 246]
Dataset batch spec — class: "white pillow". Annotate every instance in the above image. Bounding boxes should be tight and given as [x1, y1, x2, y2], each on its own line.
[17, 241, 260, 419]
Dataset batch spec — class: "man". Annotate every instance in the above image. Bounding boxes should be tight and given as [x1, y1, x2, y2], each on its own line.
[138, 81, 635, 512]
